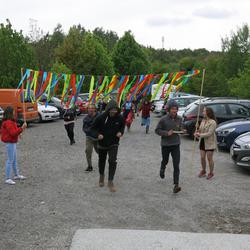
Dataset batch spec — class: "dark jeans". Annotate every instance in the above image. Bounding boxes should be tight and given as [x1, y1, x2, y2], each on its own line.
[161, 145, 180, 185]
[64, 123, 75, 142]
[98, 145, 118, 181]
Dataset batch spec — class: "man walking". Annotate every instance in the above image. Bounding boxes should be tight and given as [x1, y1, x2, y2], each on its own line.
[82, 104, 99, 172]
[155, 100, 183, 193]
[92, 100, 125, 192]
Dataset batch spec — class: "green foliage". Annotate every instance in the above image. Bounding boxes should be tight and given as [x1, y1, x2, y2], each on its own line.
[0, 19, 35, 88]
[1, 20, 250, 99]
[229, 56, 250, 98]
[112, 31, 150, 75]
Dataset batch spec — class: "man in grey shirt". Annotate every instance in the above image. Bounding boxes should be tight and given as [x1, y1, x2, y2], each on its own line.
[155, 100, 183, 193]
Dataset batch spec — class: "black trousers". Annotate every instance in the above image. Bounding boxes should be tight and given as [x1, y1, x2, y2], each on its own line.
[64, 123, 75, 142]
[161, 145, 180, 185]
[98, 145, 118, 181]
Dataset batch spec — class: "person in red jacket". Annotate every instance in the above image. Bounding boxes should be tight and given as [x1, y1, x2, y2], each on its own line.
[139, 99, 153, 134]
[1, 106, 27, 185]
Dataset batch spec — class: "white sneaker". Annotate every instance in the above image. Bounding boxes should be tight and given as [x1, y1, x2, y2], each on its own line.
[5, 179, 16, 185]
[13, 175, 26, 180]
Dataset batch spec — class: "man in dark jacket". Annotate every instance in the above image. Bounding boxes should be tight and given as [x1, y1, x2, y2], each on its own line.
[155, 100, 183, 193]
[92, 100, 125, 192]
[82, 104, 99, 172]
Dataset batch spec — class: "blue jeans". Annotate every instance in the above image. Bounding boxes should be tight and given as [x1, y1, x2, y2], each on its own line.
[5, 143, 19, 179]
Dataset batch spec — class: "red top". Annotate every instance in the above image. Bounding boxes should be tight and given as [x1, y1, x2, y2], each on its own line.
[1, 120, 23, 143]
[140, 103, 152, 118]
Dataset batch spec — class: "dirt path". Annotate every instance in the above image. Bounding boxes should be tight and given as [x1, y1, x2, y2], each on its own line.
[0, 115, 249, 249]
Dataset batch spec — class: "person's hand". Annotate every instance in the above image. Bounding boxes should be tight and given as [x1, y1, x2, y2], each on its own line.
[194, 132, 200, 138]
[98, 134, 104, 140]
[116, 132, 122, 138]
[167, 130, 174, 136]
[22, 122, 27, 130]
[182, 129, 187, 134]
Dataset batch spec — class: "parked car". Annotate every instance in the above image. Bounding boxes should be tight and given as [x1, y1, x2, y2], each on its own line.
[161, 95, 200, 116]
[0, 89, 39, 125]
[152, 99, 164, 113]
[182, 99, 250, 138]
[40, 95, 81, 118]
[216, 118, 250, 150]
[37, 103, 60, 122]
[230, 132, 250, 169]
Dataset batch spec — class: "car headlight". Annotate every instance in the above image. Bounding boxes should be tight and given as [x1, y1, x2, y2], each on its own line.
[244, 143, 250, 149]
[217, 128, 236, 135]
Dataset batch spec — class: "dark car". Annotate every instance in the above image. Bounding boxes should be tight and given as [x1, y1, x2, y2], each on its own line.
[216, 118, 250, 150]
[182, 99, 250, 138]
[231, 132, 250, 169]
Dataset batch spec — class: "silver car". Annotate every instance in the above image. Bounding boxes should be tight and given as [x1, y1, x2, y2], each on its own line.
[231, 132, 250, 169]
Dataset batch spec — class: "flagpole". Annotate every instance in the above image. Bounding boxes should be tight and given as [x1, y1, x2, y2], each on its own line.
[21, 68, 27, 124]
[190, 69, 206, 171]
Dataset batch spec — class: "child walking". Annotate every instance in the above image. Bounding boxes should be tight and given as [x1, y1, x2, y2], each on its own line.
[1, 107, 27, 185]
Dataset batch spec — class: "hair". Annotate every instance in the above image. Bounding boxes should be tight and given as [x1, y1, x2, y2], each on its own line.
[3, 106, 15, 121]
[205, 107, 216, 121]
[87, 104, 96, 110]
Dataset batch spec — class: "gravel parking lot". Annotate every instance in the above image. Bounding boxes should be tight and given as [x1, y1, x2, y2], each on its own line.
[0, 115, 250, 250]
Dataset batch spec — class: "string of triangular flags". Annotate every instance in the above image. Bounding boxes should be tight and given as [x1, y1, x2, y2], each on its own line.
[17, 68, 200, 107]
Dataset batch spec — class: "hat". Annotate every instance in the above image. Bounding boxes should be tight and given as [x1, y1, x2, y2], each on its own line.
[167, 99, 179, 111]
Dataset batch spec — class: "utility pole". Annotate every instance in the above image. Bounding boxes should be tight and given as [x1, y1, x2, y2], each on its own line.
[162, 36, 165, 50]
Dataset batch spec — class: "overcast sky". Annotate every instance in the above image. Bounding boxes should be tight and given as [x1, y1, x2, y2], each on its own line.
[1, 0, 250, 51]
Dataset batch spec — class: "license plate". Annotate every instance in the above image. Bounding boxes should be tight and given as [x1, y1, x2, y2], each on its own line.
[27, 107, 34, 111]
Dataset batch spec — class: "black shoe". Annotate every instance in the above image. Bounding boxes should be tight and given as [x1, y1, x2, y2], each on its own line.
[173, 185, 181, 193]
[160, 168, 165, 179]
[85, 166, 93, 172]
[70, 140, 76, 145]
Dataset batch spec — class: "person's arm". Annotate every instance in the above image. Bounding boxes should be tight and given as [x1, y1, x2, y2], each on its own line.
[6, 122, 23, 137]
[155, 118, 171, 137]
[199, 121, 216, 138]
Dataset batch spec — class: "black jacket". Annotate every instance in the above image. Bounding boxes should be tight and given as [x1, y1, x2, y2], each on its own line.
[92, 100, 125, 148]
[82, 113, 99, 140]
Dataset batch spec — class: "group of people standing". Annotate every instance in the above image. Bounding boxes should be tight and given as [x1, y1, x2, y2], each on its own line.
[1, 97, 217, 194]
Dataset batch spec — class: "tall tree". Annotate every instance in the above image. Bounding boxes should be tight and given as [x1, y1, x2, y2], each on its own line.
[112, 31, 150, 75]
[0, 19, 35, 88]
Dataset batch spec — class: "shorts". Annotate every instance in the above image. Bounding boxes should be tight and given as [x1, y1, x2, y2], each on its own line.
[199, 138, 214, 152]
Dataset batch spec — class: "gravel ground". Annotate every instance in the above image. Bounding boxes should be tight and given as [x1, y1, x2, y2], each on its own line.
[0, 115, 250, 250]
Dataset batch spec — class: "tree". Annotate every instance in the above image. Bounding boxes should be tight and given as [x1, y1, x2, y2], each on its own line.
[93, 27, 119, 52]
[112, 31, 150, 75]
[78, 32, 114, 75]
[229, 56, 250, 98]
[220, 24, 250, 79]
[55, 25, 85, 73]
[0, 19, 35, 88]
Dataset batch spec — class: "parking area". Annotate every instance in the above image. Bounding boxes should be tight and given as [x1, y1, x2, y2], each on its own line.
[0, 115, 250, 249]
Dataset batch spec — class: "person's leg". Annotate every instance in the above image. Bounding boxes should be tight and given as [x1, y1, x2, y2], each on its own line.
[85, 138, 94, 171]
[69, 123, 75, 143]
[160, 146, 170, 179]
[5, 143, 14, 180]
[98, 148, 108, 187]
[146, 117, 150, 134]
[206, 151, 214, 179]
[171, 145, 180, 187]
[198, 150, 207, 177]
[12, 143, 19, 176]
[107, 146, 118, 192]
[64, 124, 70, 140]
